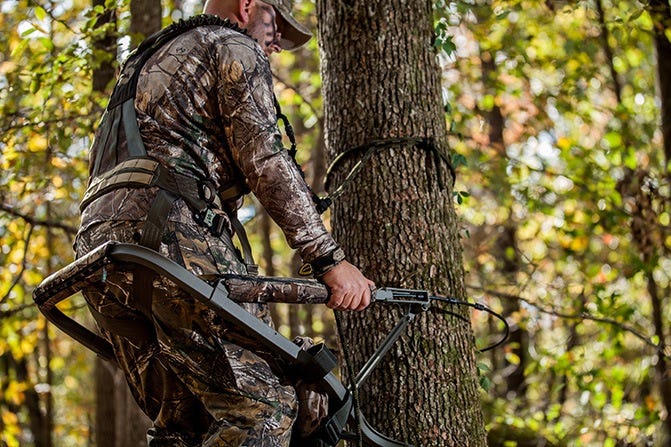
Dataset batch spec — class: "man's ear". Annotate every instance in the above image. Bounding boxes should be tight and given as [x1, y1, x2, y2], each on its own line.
[238, 0, 253, 25]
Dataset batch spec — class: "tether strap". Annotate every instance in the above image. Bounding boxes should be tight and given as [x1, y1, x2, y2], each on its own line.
[322, 137, 456, 211]
[274, 98, 331, 214]
[133, 189, 178, 319]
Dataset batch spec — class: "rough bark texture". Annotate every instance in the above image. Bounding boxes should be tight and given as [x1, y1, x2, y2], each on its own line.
[317, 1, 486, 444]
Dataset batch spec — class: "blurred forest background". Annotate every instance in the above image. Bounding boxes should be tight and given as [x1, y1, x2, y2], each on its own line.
[1, 0, 671, 446]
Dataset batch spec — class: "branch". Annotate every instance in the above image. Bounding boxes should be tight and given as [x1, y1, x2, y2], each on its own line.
[0, 203, 77, 235]
[0, 111, 101, 135]
[467, 284, 666, 355]
[43, 3, 77, 34]
[0, 303, 36, 320]
[272, 73, 322, 121]
[0, 224, 34, 305]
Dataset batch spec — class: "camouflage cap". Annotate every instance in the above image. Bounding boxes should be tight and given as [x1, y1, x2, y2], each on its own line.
[263, 0, 312, 50]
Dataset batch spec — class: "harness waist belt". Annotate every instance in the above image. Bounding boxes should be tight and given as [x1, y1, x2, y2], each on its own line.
[80, 157, 256, 271]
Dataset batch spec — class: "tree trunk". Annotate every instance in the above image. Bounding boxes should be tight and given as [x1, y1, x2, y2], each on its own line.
[95, 360, 118, 447]
[647, 0, 671, 172]
[480, 49, 527, 399]
[317, 1, 486, 444]
[599, 1, 671, 440]
[130, 0, 162, 47]
[92, 0, 116, 93]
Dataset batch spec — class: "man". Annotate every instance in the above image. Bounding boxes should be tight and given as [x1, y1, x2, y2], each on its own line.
[74, 0, 374, 445]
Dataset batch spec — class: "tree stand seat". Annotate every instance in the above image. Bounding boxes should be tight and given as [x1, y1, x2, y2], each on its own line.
[33, 241, 411, 447]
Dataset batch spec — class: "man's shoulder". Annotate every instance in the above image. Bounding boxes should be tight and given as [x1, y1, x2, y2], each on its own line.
[184, 22, 261, 59]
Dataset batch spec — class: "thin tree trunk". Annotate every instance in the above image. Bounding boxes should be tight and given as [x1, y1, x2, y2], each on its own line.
[91, 0, 156, 444]
[318, 0, 486, 444]
[598, 0, 671, 440]
[647, 0, 671, 171]
[92, 0, 116, 93]
[95, 360, 118, 447]
[260, 209, 276, 277]
[13, 355, 46, 447]
[480, 48, 527, 398]
[130, 0, 162, 47]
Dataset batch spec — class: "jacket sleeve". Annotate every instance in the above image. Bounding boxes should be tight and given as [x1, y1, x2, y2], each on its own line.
[215, 35, 338, 264]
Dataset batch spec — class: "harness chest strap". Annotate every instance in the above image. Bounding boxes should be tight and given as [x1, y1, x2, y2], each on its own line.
[81, 155, 256, 270]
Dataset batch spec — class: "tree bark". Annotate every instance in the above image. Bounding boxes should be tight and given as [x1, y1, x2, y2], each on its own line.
[317, 1, 486, 444]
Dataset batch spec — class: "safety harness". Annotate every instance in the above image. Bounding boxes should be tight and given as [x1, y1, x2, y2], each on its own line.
[82, 15, 256, 272]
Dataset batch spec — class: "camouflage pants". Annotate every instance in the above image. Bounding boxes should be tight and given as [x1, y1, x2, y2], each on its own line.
[75, 219, 297, 447]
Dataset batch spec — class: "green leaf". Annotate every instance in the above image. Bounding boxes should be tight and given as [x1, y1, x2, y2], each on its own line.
[480, 94, 495, 111]
[39, 37, 55, 52]
[604, 132, 622, 148]
[34, 6, 47, 21]
[20, 27, 37, 37]
[451, 153, 467, 168]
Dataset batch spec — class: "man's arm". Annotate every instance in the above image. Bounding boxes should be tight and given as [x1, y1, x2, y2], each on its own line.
[322, 261, 375, 311]
[215, 35, 372, 310]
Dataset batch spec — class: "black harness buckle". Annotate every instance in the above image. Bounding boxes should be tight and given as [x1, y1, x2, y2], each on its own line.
[196, 208, 227, 237]
[198, 181, 219, 205]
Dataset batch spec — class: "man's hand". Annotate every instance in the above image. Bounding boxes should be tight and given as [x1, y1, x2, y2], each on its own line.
[321, 261, 375, 311]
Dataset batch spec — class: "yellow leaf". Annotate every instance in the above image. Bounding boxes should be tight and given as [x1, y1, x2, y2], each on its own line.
[20, 337, 36, 356]
[51, 157, 68, 169]
[27, 134, 47, 152]
[1, 410, 19, 426]
[570, 236, 589, 252]
[556, 137, 571, 151]
[5, 382, 27, 406]
[54, 187, 69, 199]
[505, 352, 521, 365]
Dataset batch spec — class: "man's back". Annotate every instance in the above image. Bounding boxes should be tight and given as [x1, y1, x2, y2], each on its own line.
[79, 20, 337, 267]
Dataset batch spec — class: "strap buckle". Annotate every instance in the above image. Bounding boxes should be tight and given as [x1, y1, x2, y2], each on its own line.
[196, 208, 227, 237]
[198, 181, 221, 208]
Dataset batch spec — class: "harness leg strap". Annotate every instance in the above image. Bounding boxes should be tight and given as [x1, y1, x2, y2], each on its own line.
[133, 189, 178, 316]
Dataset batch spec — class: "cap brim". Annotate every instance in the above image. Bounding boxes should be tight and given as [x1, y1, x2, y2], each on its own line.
[275, 8, 311, 50]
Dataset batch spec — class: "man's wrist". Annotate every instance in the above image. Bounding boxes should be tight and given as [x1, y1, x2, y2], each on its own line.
[310, 247, 346, 277]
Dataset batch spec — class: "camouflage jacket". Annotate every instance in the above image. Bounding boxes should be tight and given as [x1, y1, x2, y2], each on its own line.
[78, 19, 337, 266]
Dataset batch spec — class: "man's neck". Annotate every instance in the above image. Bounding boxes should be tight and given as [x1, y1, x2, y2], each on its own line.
[203, 0, 240, 25]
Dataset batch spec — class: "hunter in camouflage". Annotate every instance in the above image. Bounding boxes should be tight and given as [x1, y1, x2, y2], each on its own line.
[75, 0, 374, 446]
